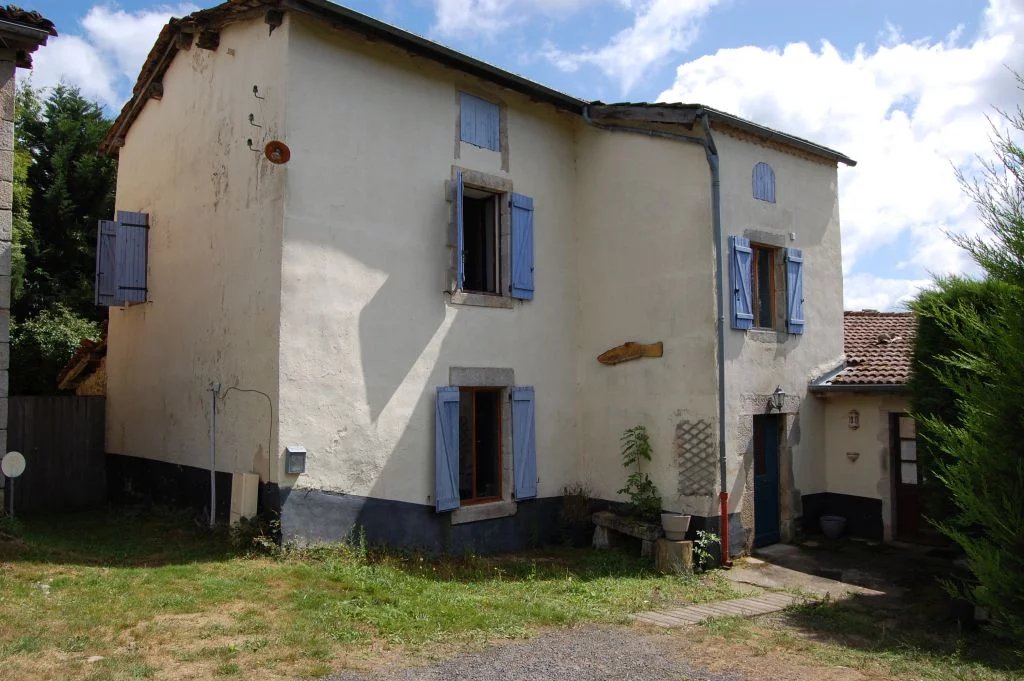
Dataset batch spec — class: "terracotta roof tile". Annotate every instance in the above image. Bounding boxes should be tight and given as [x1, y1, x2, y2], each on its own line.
[826, 311, 916, 386]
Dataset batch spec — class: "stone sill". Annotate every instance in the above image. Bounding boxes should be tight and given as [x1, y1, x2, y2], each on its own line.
[448, 291, 515, 309]
[452, 500, 517, 525]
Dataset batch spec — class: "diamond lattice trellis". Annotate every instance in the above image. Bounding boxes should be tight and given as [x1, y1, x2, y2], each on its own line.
[676, 419, 716, 497]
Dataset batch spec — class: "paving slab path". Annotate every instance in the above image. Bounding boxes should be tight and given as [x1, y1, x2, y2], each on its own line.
[630, 592, 803, 628]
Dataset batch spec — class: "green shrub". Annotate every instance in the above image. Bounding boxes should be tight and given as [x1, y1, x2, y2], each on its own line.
[10, 304, 99, 394]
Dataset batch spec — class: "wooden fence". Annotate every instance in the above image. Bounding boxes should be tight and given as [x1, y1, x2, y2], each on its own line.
[6, 396, 106, 515]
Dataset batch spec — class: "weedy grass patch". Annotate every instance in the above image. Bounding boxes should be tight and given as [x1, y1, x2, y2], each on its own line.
[0, 509, 736, 680]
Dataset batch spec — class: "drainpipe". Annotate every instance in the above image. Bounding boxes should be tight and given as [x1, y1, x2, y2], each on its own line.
[209, 382, 220, 528]
[581, 107, 731, 566]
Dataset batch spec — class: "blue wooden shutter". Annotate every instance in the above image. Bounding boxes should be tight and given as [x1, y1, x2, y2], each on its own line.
[785, 248, 805, 335]
[116, 211, 149, 304]
[95, 219, 120, 306]
[512, 386, 537, 500]
[460, 93, 500, 151]
[455, 170, 465, 290]
[435, 386, 461, 512]
[753, 162, 775, 203]
[729, 236, 753, 330]
[510, 193, 534, 300]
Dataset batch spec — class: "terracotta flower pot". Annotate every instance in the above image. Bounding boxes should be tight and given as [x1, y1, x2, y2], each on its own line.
[661, 513, 691, 541]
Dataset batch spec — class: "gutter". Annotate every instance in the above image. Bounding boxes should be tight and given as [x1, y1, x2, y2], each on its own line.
[581, 106, 733, 566]
[808, 383, 910, 395]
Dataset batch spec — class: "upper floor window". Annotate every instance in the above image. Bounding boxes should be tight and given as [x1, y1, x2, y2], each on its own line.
[95, 211, 149, 307]
[447, 168, 534, 307]
[460, 92, 500, 151]
[729, 235, 804, 335]
[753, 162, 776, 203]
[751, 244, 775, 329]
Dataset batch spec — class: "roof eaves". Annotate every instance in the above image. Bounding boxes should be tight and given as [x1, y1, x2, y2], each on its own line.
[702, 106, 856, 167]
[294, 0, 585, 113]
[590, 102, 856, 167]
[101, 0, 586, 155]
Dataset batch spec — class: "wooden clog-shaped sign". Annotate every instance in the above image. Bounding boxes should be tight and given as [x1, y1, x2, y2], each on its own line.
[597, 341, 664, 366]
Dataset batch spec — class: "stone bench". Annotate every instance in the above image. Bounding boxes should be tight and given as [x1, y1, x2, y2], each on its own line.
[592, 510, 663, 558]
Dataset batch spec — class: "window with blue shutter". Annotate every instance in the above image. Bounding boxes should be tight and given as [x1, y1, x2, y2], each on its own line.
[95, 211, 149, 307]
[729, 236, 754, 330]
[512, 386, 537, 500]
[435, 386, 461, 512]
[753, 162, 775, 203]
[510, 193, 534, 300]
[116, 211, 149, 304]
[785, 248, 805, 335]
[95, 219, 120, 306]
[460, 92, 500, 151]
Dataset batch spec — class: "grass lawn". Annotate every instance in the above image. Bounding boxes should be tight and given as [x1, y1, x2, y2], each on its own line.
[0, 509, 736, 680]
[679, 564, 1024, 681]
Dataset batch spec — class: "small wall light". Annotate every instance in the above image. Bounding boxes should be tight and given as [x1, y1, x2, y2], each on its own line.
[848, 409, 860, 430]
[846, 451, 860, 462]
[768, 385, 786, 412]
[285, 446, 307, 475]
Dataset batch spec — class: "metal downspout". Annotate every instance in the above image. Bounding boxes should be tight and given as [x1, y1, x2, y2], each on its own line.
[581, 106, 731, 565]
[698, 113, 731, 567]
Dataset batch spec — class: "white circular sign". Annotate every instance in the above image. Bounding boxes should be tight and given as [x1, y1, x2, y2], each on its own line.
[1, 451, 25, 478]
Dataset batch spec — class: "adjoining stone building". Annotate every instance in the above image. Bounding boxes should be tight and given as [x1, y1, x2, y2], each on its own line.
[0, 6, 55, 455]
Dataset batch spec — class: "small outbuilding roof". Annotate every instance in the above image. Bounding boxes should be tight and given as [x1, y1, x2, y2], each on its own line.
[812, 311, 916, 393]
[0, 5, 56, 67]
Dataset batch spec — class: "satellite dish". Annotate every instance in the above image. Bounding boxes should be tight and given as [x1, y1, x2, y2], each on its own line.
[264, 140, 290, 165]
[1, 451, 25, 478]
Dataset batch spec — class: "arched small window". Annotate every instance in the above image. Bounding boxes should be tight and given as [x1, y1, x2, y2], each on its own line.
[753, 162, 776, 203]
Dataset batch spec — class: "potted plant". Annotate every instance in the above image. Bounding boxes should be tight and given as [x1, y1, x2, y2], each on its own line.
[618, 425, 662, 523]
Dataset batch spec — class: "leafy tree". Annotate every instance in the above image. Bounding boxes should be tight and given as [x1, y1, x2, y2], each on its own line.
[912, 75, 1024, 640]
[909, 276, 1014, 520]
[9, 82, 114, 394]
[10, 304, 99, 395]
[14, 82, 115, 319]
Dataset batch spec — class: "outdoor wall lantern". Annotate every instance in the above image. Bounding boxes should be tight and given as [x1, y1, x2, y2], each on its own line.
[848, 409, 860, 430]
[768, 386, 786, 412]
[847, 451, 860, 462]
[285, 446, 307, 475]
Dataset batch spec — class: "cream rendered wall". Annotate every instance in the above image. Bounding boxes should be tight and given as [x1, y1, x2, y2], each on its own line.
[823, 393, 909, 541]
[716, 133, 845, 542]
[106, 18, 288, 481]
[575, 125, 717, 515]
[277, 16, 580, 505]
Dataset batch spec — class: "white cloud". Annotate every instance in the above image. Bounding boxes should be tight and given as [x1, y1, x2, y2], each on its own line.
[32, 3, 198, 110]
[658, 0, 1022, 309]
[543, 0, 719, 93]
[844, 274, 933, 312]
[432, 0, 591, 38]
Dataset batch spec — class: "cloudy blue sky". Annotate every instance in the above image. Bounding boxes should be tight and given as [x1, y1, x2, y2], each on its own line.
[24, 0, 1024, 310]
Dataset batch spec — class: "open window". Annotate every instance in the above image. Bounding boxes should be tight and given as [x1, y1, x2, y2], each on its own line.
[729, 236, 804, 335]
[459, 387, 502, 503]
[462, 189, 500, 294]
[751, 244, 775, 329]
[448, 169, 534, 305]
[435, 383, 536, 513]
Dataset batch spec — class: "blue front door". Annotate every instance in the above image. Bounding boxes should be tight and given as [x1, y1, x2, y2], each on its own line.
[754, 415, 780, 547]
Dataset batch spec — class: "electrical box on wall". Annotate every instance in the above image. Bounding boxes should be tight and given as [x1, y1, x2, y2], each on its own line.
[285, 446, 307, 475]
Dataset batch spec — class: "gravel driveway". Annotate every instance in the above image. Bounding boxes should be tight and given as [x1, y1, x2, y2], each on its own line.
[324, 625, 744, 681]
